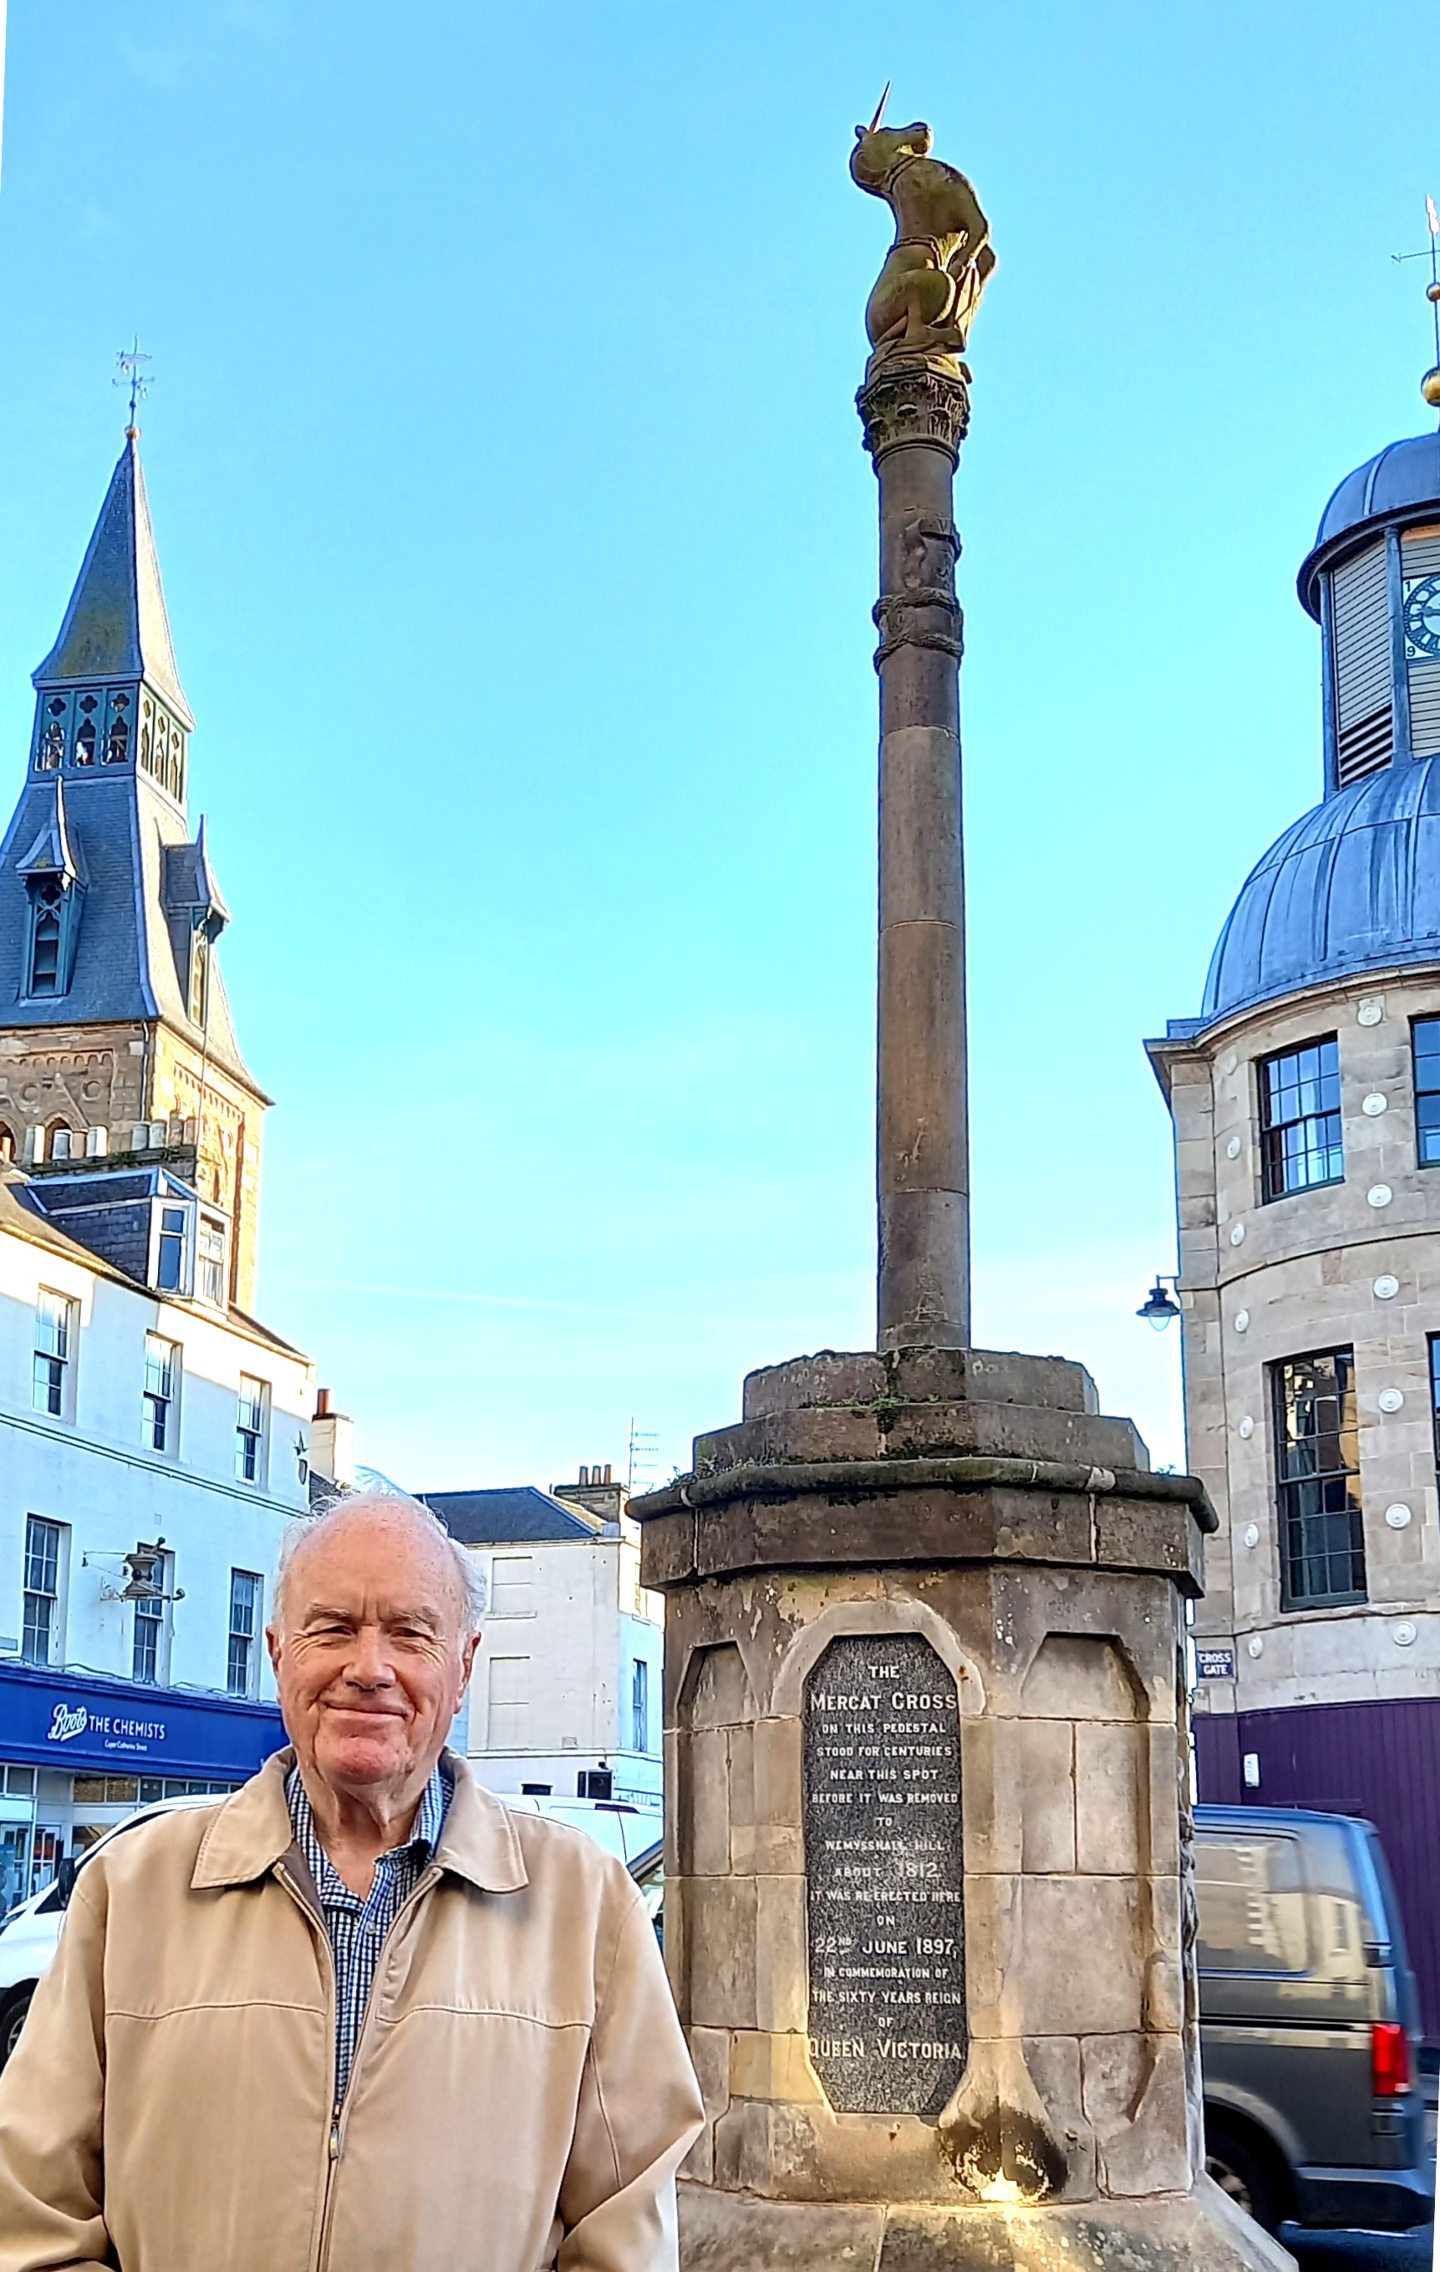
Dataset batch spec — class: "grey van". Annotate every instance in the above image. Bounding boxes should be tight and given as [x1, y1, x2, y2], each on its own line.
[1195, 1803, 1432, 2237]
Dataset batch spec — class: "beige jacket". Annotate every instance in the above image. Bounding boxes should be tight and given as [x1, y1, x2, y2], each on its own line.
[0, 1750, 701, 2272]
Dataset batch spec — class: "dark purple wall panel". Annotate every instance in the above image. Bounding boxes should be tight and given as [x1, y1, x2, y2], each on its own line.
[1196, 1696, 1440, 2043]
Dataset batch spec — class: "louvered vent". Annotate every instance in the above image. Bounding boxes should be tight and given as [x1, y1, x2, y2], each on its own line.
[1401, 525, 1440, 577]
[1332, 539, 1392, 786]
[1402, 527, 1440, 757]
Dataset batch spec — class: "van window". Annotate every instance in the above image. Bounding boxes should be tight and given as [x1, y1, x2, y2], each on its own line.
[1195, 1831, 1309, 1975]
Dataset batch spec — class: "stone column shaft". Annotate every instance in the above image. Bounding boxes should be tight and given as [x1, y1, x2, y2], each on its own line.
[861, 368, 971, 1350]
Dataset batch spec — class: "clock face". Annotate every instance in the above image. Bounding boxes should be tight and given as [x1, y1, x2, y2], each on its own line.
[1404, 573, 1440, 659]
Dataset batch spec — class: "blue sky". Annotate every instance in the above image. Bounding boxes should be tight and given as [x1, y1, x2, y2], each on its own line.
[0, 2, 1436, 1492]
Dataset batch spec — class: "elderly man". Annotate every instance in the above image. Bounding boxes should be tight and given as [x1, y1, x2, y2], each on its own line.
[0, 1492, 703, 2270]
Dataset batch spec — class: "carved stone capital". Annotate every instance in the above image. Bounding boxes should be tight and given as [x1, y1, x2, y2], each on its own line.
[856, 362, 971, 464]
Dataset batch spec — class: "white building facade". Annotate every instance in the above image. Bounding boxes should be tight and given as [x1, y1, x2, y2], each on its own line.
[0, 1175, 312, 1907]
[419, 1482, 664, 1813]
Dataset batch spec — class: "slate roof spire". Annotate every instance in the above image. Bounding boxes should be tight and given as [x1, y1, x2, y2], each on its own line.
[32, 429, 193, 725]
[0, 429, 258, 1088]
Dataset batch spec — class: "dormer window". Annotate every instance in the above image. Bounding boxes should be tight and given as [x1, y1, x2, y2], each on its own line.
[28, 880, 65, 996]
[155, 1204, 188, 1291]
[197, 1212, 227, 1305]
[149, 1191, 228, 1305]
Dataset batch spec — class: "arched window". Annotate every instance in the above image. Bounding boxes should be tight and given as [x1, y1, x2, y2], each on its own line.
[38, 723, 63, 772]
[0, 1126, 15, 1164]
[74, 719, 96, 766]
[29, 882, 64, 996]
[104, 694, 131, 764]
[44, 1119, 73, 1163]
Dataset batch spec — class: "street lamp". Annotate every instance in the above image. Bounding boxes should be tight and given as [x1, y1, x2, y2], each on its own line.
[1136, 1276, 1182, 1332]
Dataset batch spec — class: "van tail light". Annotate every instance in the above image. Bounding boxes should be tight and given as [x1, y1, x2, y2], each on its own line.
[1371, 2022, 1411, 2097]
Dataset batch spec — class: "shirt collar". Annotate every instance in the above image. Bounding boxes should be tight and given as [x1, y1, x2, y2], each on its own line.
[284, 1759, 451, 1879]
[192, 1749, 529, 1897]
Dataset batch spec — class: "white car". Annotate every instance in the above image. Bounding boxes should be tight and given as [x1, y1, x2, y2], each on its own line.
[0, 1795, 216, 2067]
[497, 1796, 661, 1866]
[0, 1790, 662, 2069]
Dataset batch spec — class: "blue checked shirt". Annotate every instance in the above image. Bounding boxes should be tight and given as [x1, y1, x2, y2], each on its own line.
[286, 1762, 450, 2108]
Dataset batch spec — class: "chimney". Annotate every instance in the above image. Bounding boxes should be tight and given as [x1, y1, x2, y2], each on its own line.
[553, 1461, 628, 1526]
[309, 1387, 356, 1489]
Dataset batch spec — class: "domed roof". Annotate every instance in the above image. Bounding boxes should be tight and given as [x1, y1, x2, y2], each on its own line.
[1298, 431, 1440, 615]
[1202, 753, 1440, 1022]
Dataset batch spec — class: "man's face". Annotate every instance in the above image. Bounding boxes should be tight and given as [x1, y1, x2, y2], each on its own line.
[267, 1507, 478, 1806]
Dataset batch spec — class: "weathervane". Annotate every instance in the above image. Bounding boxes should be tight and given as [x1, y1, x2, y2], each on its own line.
[114, 337, 153, 435]
[1390, 200, 1440, 415]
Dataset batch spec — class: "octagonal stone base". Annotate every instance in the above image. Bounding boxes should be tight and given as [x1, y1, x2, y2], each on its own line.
[678, 2174, 1294, 2269]
[632, 1349, 1287, 2272]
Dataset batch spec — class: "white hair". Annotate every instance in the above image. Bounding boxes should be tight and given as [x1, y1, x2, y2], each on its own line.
[272, 1485, 487, 1638]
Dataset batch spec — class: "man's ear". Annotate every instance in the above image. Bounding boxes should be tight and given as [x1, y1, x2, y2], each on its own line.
[265, 1625, 282, 1678]
[458, 1630, 480, 1690]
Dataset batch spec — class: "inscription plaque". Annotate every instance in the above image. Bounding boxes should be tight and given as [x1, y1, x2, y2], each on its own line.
[803, 1632, 966, 2117]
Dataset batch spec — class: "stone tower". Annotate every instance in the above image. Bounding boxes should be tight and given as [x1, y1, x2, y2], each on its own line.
[0, 427, 267, 1308]
[1149, 424, 1440, 2041]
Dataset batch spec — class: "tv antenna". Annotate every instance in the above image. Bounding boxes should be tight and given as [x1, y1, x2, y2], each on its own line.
[627, 1417, 659, 1495]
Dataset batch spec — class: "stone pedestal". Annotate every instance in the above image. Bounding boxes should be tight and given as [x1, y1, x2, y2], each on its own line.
[632, 1349, 1293, 2270]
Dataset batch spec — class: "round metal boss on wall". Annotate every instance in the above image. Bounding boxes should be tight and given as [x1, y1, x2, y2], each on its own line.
[1238, 1415, 1255, 1439]
[1246, 1634, 1264, 1657]
[1230, 1223, 1245, 1245]
[1234, 1309, 1250, 1332]
[1394, 1621, 1418, 1647]
[1385, 1504, 1413, 1530]
[1375, 1275, 1400, 1300]
[1226, 1135, 1243, 1159]
[1357, 997, 1385, 1027]
[1242, 1523, 1260, 1548]
[1368, 1184, 1394, 1208]
[1378, 1388, 1405, 1414]
[1362, 1093, 1388, 1116]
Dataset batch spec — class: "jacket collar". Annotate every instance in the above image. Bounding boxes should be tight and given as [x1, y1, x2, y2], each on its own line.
[192, 1747, 529, 1896]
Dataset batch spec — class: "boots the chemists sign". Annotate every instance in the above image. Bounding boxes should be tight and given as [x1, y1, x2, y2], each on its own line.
[803, 1633, 966, 2117]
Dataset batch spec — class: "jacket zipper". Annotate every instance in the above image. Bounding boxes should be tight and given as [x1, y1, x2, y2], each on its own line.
[275, 1865, 343, 2272]
[306, 1859, 444, 2272]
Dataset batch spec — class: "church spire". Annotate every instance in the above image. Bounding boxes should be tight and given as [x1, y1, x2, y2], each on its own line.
[0, 425, 269, 1306]
[32, 430, 192, 726]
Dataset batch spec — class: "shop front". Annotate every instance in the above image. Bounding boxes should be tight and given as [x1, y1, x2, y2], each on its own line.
[0, 1663, 285, 1909]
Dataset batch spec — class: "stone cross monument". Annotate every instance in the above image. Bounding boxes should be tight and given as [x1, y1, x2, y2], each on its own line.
[630, 106, 1290, 2272]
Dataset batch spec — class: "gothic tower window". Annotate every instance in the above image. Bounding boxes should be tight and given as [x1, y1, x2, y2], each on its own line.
[105, 693, 131, 764]
[74, 717, 96, 766]
[38, 724, 63, 772]
[28, 881, 65, 996]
